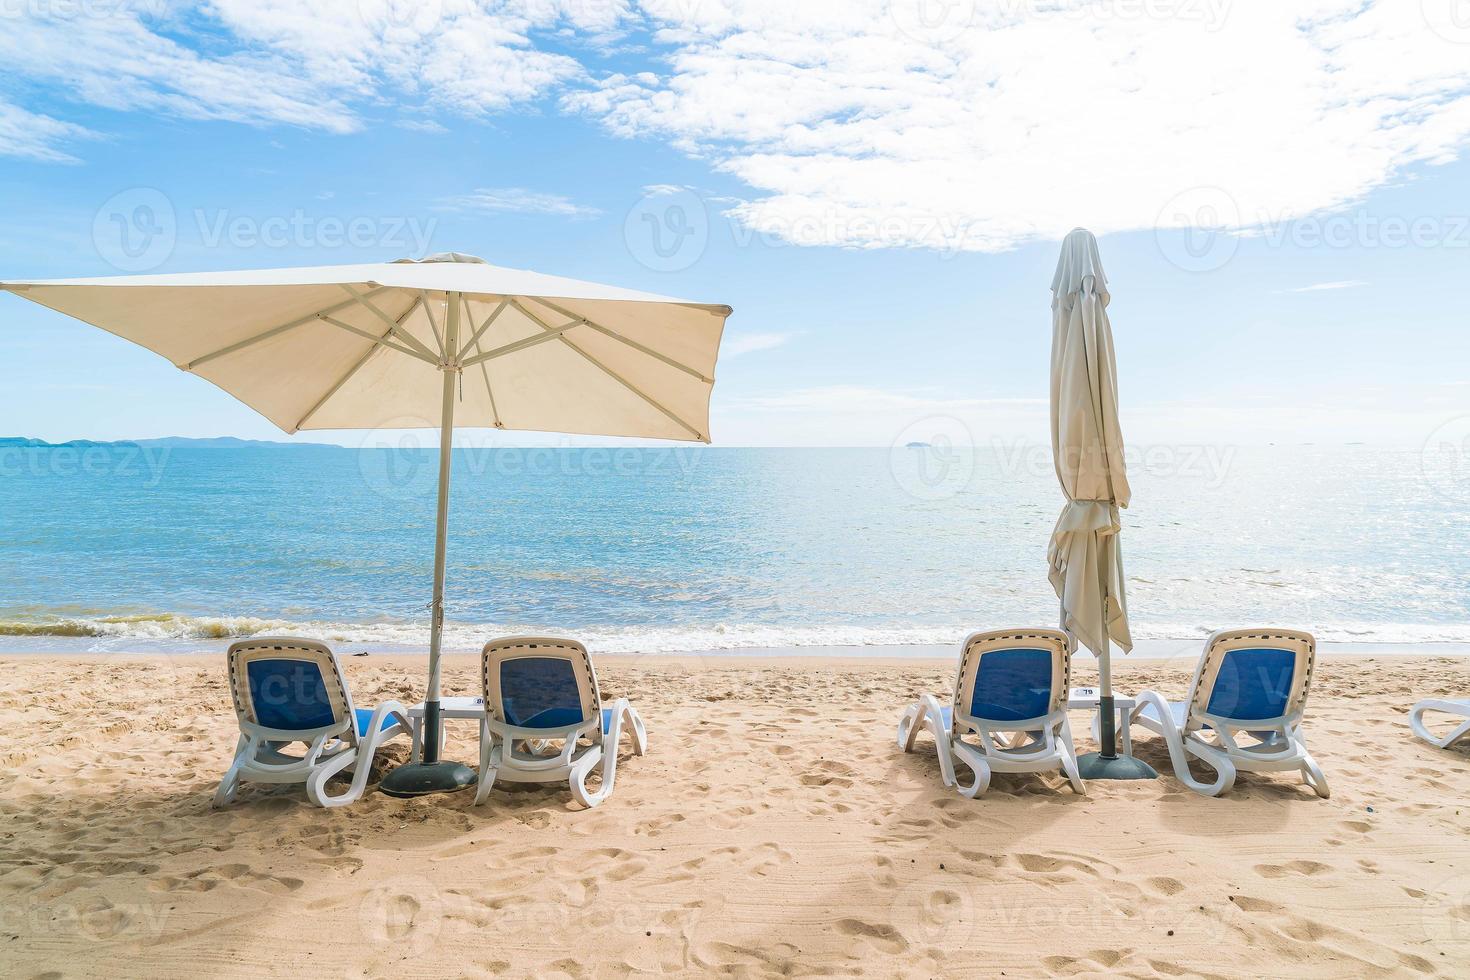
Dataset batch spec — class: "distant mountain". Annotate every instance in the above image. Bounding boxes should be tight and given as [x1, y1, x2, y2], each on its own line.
[0, 436, 340, 449]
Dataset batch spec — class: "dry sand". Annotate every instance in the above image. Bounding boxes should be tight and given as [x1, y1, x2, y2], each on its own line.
[1, 651, 1468, 978]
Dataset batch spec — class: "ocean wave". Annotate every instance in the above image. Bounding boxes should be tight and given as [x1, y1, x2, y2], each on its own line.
[3, 613, 1470, 652]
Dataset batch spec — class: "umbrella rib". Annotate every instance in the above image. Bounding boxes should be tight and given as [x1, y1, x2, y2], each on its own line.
[182, 285, 393, 370]
[459, 298, 510, 357]
[459, 316, 583, 367]
[509, 298, 705, 441]
[533, 296, 714, 383]
[462, 295, 503, 429]
[295, 297, 425, 431]
[339, 284, 441, 363]
[418, 290, 445, 358]
[318, 314, 433, 362]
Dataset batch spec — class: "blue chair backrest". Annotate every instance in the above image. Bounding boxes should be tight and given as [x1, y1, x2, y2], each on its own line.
[970, 648, 1054, 722]
[500, 656, 586, 729]
[246, 657, 336, 731]
[1205, 647, 1296, 721]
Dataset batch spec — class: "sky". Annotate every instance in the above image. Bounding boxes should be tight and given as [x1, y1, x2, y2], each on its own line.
[0, 0, 1468, 449]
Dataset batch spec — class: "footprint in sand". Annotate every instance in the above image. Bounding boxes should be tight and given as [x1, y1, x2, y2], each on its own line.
[1145, 876, 1186, 896]
[798, 758, 856, 787]
[834, 917, 908, 954]
[1254, 860, 1331, 879]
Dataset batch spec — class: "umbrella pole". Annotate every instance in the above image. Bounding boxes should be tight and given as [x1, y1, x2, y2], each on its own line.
[381, 290, 477, 798]
[1096, 530, 1118, 760]
[1076, 525, 1156, 780]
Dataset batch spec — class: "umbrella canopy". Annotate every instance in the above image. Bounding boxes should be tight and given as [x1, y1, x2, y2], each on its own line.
[1, 252, 731, 794]
[1047, 228, 1136, 766]
[1, 253, 728, 441]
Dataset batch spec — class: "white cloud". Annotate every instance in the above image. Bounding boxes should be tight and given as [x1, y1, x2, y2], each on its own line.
[721, 331, 794, 356]
[1277, 280, 1369, 293]
[437, 187, 602, 218]
[6, 0, 1470, 268]
[568, 1, 1470, 252]
[396, 119, 449, 134]
[0, 100, 97, 163]
[0, 2, 611, 147]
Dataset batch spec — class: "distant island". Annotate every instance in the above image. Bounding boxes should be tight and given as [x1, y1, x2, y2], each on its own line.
[0, 436, 340, 449]
[904, 441, 933, 448]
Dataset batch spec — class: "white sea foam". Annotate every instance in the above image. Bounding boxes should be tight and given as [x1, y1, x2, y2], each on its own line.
[3, 613, 1469, 654]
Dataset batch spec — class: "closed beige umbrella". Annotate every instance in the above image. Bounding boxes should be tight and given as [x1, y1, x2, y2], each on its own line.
[1047, 229, 1153, 779]
[1, 252, 731, 795]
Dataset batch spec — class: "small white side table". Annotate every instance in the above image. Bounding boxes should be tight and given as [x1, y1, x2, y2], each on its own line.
[407, 696, 487, 763]
[1066, 687, 1136, 757]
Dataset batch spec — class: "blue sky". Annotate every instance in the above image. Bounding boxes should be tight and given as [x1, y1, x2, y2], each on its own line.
[1, 2, 1468, 448]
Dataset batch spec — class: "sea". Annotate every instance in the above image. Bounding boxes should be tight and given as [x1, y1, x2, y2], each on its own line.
[1, 443, 1467, 655]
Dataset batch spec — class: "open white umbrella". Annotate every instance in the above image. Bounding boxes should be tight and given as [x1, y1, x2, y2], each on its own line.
[1047, 229, 1154, 779]
[0, 252, 731, 794]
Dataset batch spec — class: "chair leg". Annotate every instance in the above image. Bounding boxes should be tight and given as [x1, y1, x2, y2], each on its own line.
[304, 748, 362, 808]
[1136, 690, 1235, 797]
[473, 730, 498, 806]
[1300, 751, 1330, 799]
[212, 735, 251, 809]
[1411, 703, 1470, 749]
[953, 746, 992, 799]
[1058, 719, 1086, 795]
[622, 702, 648, 756]
[897, 703, 924, 751]
[569, 745, 610, 809]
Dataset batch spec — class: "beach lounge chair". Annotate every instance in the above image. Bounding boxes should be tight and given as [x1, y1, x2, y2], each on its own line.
[213, 637, 411, 809]
[475, 637, 647, 808]
[1129, 629, 1329, 798]
[1410, 699, 1470, 749]
[897, 629, 1085, 797]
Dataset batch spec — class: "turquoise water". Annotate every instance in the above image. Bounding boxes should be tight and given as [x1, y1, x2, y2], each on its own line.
[0, 444, 1466, 652]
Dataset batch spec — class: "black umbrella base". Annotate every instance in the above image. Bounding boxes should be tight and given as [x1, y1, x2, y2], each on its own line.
[1078, 752, 1158, 780]
[380, 761, 478, 798]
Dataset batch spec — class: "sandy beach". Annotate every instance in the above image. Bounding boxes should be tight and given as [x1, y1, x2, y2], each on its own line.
[1, 650, 1467, 978]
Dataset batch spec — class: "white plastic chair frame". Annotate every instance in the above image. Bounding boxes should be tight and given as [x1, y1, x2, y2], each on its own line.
[1129, 629, 1328, 798]
[214, 637, 411, 809]
[898, 629, 1084, 797]
[1409, 699, 1470, 750]
[475, 637, 647, 808]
